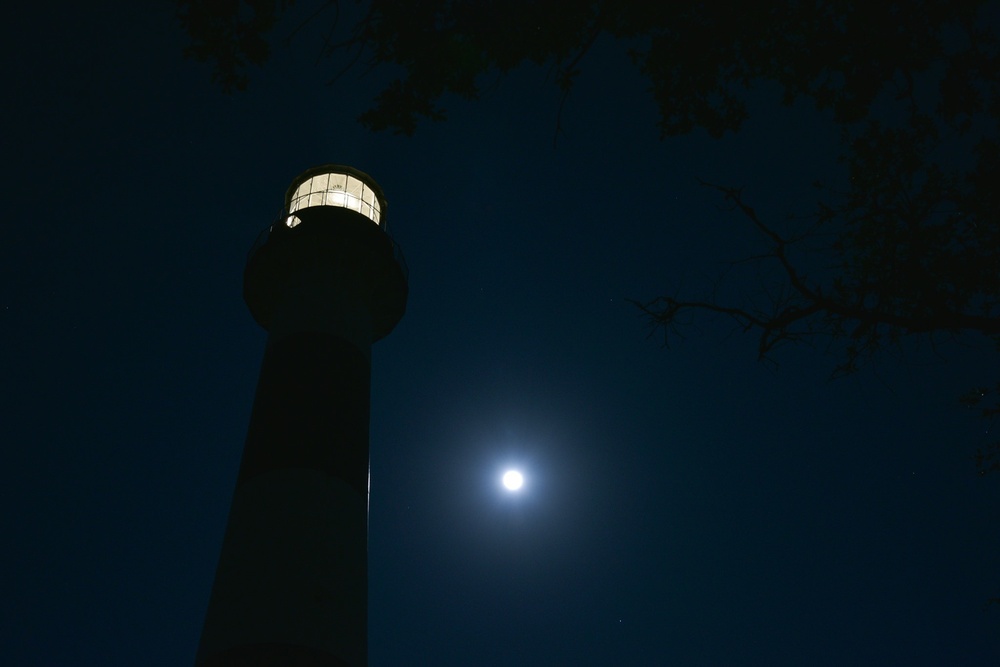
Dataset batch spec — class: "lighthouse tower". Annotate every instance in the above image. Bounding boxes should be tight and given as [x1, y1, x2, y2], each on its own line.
[197, 165, 407, 666]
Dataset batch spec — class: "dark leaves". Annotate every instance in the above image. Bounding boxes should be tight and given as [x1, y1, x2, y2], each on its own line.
[175, 0, 293, 92]
[176, 1, 997, 137]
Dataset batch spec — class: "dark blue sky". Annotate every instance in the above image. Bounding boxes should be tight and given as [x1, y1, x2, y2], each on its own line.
[3, 3, 999, 665]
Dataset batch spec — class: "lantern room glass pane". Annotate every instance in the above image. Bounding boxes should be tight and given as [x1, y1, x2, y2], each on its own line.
[346, 176, 363, 198]
[310, 173, 329, 192]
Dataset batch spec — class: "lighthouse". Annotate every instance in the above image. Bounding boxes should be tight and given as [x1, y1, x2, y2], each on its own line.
[197, 165, 407, 666]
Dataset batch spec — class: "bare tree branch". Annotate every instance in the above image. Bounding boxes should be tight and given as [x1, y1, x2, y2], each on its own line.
[633, 183, 1000, 373]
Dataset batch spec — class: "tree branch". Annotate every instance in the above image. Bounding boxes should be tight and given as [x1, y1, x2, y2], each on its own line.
[634, 183, 1000, 372]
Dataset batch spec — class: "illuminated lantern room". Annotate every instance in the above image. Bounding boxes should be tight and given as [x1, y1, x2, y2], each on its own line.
[283, 165, 385, 229]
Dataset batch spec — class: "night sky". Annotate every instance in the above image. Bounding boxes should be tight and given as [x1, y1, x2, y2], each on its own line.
[3, 3, 999, 665]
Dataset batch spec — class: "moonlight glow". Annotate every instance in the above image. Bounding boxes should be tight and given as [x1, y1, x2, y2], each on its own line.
[502, 470, 524, 491]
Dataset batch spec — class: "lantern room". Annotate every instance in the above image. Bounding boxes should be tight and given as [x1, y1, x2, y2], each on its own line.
[283, 165, 386, 229]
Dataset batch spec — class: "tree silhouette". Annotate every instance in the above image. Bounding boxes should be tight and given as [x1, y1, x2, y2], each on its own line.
[176, 0, 1000, 466]
[176, 1, 997, 135]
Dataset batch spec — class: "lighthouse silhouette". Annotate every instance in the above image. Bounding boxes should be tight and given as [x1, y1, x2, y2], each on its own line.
[197, 165, 407, 666]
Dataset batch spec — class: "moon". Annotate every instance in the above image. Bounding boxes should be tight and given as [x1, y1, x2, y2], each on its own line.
[502, 470, 524, 491]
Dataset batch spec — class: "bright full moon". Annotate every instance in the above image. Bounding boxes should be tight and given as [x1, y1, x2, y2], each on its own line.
[502, 470, 524, 491]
